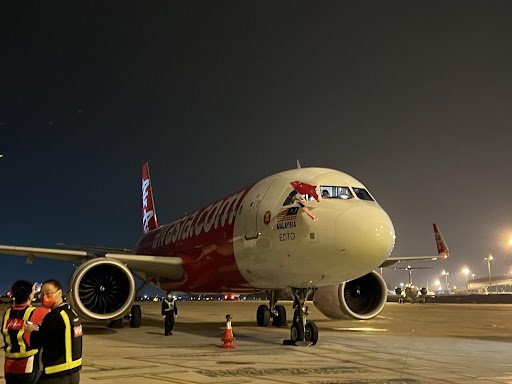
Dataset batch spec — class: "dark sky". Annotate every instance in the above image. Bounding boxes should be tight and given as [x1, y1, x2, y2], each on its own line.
[1, 1, 512, 294]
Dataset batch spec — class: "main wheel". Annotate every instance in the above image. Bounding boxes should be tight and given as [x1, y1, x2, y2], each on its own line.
[272, 304, 287, 327]
[129, 305, 142, 328]
[305, 321, 318, 345]
[256, 304, 270, 326]
[290, 322, 304, 342]
[108, 318, 123, 328]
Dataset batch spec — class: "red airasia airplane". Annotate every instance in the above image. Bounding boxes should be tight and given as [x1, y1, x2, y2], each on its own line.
[0, 163, 448, 345]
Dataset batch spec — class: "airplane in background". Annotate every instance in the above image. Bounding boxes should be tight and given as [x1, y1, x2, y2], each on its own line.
[393, 265, 433, 304]
[0, 163, 448, 345]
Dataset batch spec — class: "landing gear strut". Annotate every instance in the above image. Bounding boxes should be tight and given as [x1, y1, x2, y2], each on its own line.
[256, 290, 287, 327]
[108, 304, 142, 329]
[284, 288, 318, 345]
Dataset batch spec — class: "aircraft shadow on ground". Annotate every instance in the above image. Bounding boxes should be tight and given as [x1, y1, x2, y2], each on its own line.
[451, 335, 512, 343]
[83, 325, 118, 335]
[83, 318, 289, 345]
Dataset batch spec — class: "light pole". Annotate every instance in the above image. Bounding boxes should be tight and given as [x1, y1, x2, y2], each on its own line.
[441, 270, 450, 293]
[484, 255, 493, 294]
[462, 267, 470, 290]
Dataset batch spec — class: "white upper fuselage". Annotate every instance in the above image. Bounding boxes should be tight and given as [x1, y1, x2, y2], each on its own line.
[233, 168, 396, 288]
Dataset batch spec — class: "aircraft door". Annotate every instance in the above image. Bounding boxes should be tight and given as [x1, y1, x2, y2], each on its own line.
[245, 178, 275, 240]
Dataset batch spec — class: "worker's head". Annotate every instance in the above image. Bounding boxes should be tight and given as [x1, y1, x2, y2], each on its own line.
[167, 292, 173, 299]
[11, 280, 33, 304]
[40, 279, 63, 309]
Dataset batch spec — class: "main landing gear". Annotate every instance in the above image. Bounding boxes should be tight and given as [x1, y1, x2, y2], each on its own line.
[108, 305, 142, 328]
[256, 290, 287, 327]
[255, 288, 318, 346]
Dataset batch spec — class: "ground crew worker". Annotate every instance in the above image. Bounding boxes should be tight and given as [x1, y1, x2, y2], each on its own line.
[161, 292, 178, 335]
[24, 279, 82, 384]
[1, 280, 50, 384]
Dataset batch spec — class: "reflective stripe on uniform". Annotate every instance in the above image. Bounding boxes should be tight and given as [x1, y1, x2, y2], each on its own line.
[1, 308, 11, 351]
[44, 310, 82, 374]
[2, 306, 38, 359]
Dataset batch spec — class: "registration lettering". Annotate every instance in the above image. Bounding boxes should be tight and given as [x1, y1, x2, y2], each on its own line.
[279, 233, 295, 241]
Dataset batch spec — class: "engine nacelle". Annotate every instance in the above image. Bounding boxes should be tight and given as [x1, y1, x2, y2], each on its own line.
[68, 258, 136, 321]
[313, 271, 387, 320]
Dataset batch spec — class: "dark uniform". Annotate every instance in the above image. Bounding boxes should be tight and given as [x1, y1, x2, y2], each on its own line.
[161, 297, 178, 335]
[1, 305, 49, 384]
[30, 304, 82, 384]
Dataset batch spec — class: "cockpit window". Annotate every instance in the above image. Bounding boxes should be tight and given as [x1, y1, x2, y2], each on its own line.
[320, 186, 353, 200]
[352, 187, 374, 201]
[283, 190, 297, 206]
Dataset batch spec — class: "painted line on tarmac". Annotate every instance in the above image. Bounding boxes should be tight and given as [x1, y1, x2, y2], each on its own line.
[332, 327, 388, 332]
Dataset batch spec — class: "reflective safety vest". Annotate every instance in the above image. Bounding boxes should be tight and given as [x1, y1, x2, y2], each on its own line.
[162, 298, 176, 315]
[43, 305, 82, 375]
[1, 306, 38, 359]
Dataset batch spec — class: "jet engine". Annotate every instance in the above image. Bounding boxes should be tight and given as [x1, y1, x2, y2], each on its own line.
[313, 271, 387, 320]
[68, 258, 136, 321]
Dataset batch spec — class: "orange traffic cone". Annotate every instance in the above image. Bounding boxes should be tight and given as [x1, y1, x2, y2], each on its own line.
[221, 314, 235, 349]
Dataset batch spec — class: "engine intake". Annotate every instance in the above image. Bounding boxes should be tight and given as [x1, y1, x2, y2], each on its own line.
[68, 258, 136, 321]
[314, 271, 387, 320]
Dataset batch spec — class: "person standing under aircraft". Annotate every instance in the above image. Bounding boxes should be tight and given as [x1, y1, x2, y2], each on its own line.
[161, 292, 178, 336]
[1, 280, 50, 384]
[24, 279, 82, 384]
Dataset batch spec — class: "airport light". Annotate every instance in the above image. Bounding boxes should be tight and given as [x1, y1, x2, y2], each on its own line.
[462, 267, 470, 289]
[441, 270, 450, 292]
[484, 254, 493, 294]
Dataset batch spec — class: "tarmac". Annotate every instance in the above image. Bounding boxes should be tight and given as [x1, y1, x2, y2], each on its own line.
[2, 300, 512, 384]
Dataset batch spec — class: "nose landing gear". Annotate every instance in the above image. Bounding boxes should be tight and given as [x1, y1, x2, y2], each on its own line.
[284, 288, 318, 346]
[255, 288, 318, 345]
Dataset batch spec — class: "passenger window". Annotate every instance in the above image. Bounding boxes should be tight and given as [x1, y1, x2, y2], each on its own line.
[352, 187, 374, 201]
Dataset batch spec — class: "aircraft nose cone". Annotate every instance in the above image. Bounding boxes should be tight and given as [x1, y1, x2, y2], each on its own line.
[335, 205, 395, 271]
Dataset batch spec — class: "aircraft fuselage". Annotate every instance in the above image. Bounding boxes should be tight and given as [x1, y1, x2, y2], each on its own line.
[136, 167, 396, 292]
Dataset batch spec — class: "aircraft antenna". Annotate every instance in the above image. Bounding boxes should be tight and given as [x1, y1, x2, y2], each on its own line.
[296, 160, 301, 169]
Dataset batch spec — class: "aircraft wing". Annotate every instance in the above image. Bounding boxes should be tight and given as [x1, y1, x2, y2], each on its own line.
[380, 255, 445, 268]
[0, 245, 183, 279]
[105, 253, 182, 279]
[0, 245, 90, 262]
[379, 223, 449, 268]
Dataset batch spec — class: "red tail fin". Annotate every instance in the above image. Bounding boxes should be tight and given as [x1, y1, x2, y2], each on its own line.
[142, 163, 159, 234]
[433, 223, 449, 258]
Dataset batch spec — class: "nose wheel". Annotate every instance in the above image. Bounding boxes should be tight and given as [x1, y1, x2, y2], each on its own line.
[284, 288, 318, 346]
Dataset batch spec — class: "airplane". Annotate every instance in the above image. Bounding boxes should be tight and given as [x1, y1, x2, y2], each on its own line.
[393, 265, 432, 304]
[0, 163, 449, 345]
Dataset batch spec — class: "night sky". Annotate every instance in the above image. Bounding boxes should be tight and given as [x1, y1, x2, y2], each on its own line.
[1, 1, 512, 294]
